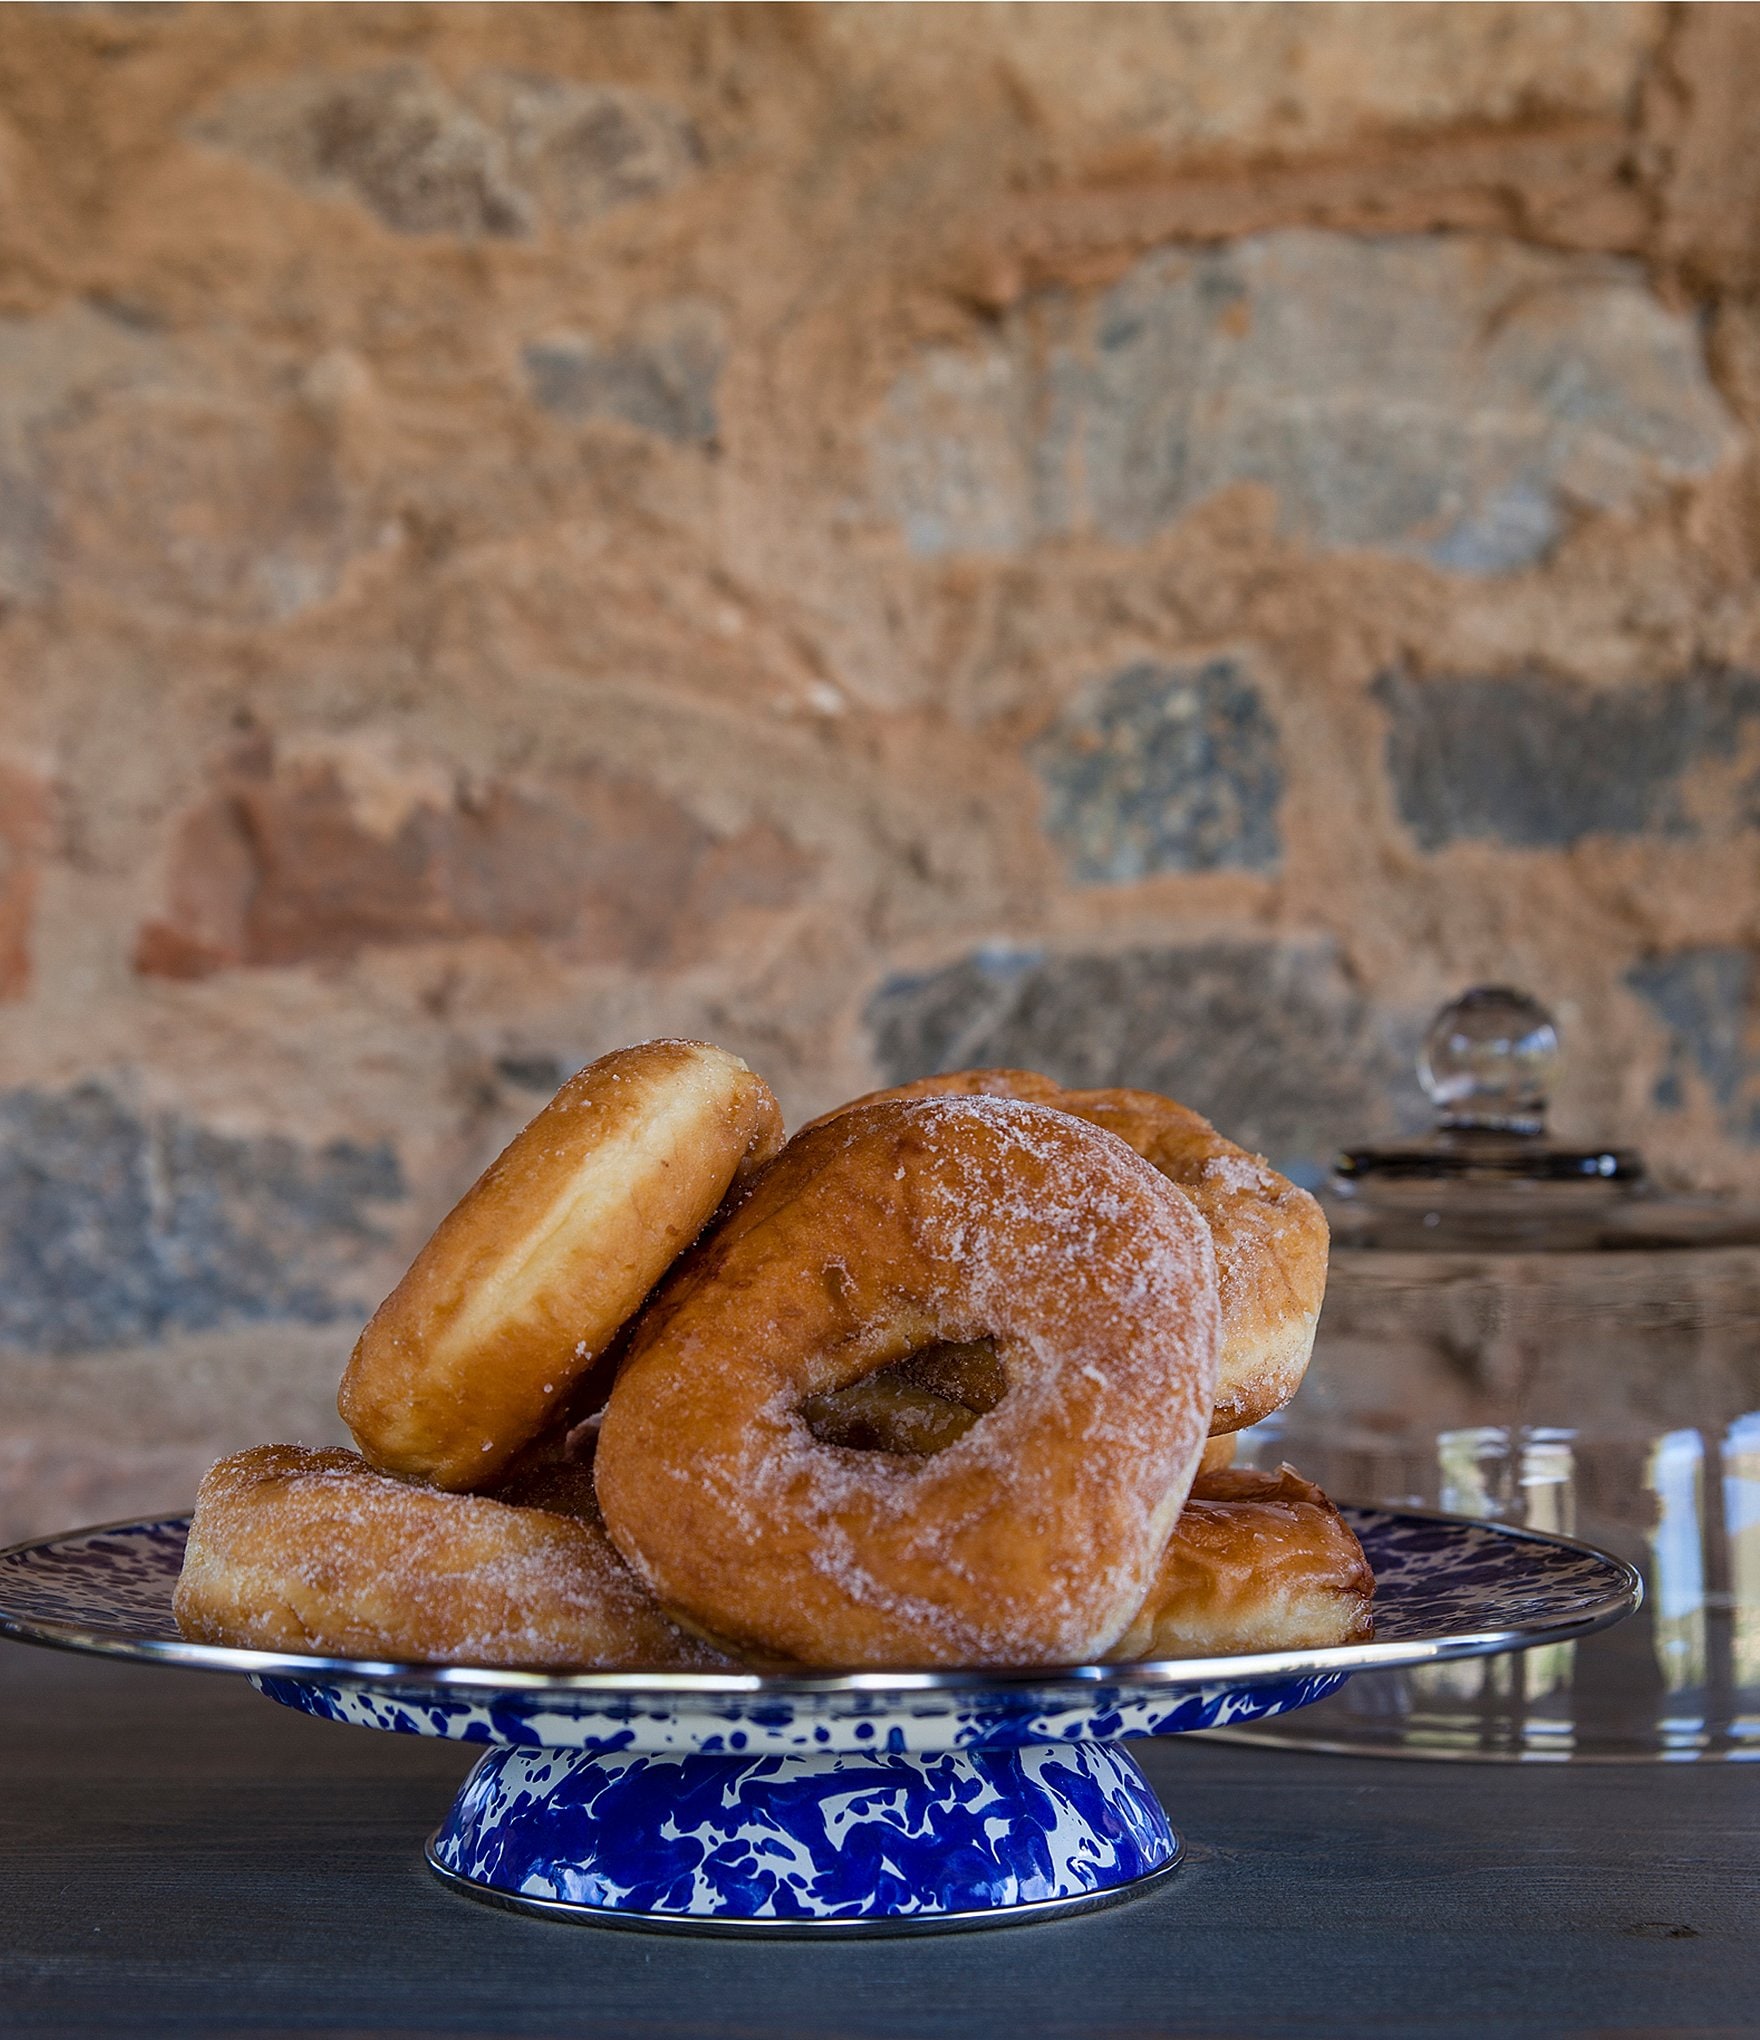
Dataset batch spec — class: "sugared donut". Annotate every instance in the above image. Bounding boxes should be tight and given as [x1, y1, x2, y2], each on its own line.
[809, 1070, 1327, 1434]
[339, 1040, 783, 1490]
[799, 1335, 1010, 1456]
[1106, 1464, 1374, 1660]
[173, 1444, 729, 1669]
[804, 1368, 1243, 1475]
[797, 1377, 1364, 1656]
[1198, 1431, 1238, 1478]
[595, 1096, 1221, 1668]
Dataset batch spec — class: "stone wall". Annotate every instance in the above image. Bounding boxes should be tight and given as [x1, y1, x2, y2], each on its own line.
[2, 2, 1758, 1537]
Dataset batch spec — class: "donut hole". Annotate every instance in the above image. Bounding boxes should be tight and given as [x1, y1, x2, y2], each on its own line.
[896, 1336, 1008, 1411]
[799, 1337, 1007, 1457]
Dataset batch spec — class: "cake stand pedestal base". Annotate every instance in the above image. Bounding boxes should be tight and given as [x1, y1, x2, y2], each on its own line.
[425, 1742, 1180, 1934]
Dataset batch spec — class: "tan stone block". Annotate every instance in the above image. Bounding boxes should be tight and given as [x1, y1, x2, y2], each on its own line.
[1644, 4, 1760, 297]
[0, 303, 164, 603]
[49, 385, 388, 626]
[0, 1328, 351, 1546]
[816, 3, 1661, 164]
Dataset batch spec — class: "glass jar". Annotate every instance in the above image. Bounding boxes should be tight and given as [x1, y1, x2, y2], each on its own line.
[1223, 988, 1760, 1762]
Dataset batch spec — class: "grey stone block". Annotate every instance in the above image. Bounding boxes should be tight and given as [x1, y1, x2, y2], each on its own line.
[194, 64, 530, 238]
[1032, 657, 1282, 881]
[190, 65, 699, 239]
[869, 343, 1036, 557]
[469, 71, 702, 228]
[0, 1085, 404, 1354]
[873, 233, 1739, 572]
[1378, 666, 1760, 851]
[1627, 948, 1760, 1143]
[493, 1052, 570, 1094]
[524, 304, 724, 444]
[866, 939, 1406, 1180]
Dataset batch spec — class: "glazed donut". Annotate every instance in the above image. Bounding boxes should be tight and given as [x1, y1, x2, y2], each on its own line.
[339, 1040, 783, 1490]
[1106, 1464, 1374, 1660]
[809, 1070, 1326, 1434]
[596, 1096, 1221, 1668]
[173, 1444, 730, 1669]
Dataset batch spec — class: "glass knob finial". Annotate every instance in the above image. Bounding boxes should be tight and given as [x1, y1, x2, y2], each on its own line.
[1419, 986, 1558, 1135]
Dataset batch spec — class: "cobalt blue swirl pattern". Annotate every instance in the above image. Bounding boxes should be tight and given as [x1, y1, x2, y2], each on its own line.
[430, 1742, 1176, 1921]
[1346, 1507, 1625, 1638]
[0, 1518, 189, 1631]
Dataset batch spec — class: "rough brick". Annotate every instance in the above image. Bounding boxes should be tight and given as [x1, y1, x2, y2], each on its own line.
[1031, 657, 1282, 882]
[191, 64, 531, 237]
[190, 65, 698, 238]
[1628, 948, 1760, 1143]
[492, 1052, 569, 1094]
[873, 233, 1739, 571]
[865, 940, 1407, 1180]
[0, 303, 373, 625]
[871, 347, 1032, 557]
[524, 302, 724, 445]
[135, 746, 809, 978]
[0, 1083, 403, 1353]
[1378, 667, 1760, 852]
[0, 763, 48, 1001]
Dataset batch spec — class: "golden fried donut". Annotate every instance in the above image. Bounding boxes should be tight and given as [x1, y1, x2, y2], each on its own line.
[808, 1370, 1249, 1468]
[800, 1336, 1008, 1455]
[799, 1372, 981, 1456]
[339, 1040, 784, 1490]
[1198, 1431, 1238, 1477]
[1106, 1464, 1374, 1661]
[798, 1378, 1361, 1655]
[596, 1096, 1221, 1668]
[173, 1444, 730, 1669]
[810, 1069, 1326, 1434]
[805, 1363, 1247, 1474]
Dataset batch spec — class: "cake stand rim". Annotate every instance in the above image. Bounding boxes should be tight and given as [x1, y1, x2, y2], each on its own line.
[0, 1503, 1644, 1713]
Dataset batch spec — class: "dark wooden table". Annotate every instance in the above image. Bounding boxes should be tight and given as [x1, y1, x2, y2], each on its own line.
[2, 1641, 1754, 2039]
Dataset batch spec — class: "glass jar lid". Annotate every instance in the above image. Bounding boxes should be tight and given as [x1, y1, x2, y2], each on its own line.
[1336, 987, 1644, 1192]
[1330, 987, 1760, 1251]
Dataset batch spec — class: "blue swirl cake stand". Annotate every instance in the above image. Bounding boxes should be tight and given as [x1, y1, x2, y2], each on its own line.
[0, 1506, 1637, 1934]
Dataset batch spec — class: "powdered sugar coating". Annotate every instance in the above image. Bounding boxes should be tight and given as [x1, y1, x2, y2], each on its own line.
[811, 1070, 1327, 1436]
[1199, 1151, 1278, 1195]
[1021, 1086, 1324, 1431]
[173, 1445, 728, 1670]
[596, 1097, 1221, 1669]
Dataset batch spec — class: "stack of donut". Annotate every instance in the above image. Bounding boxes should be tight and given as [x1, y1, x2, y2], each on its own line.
[175, 1039, 1371, 1671]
